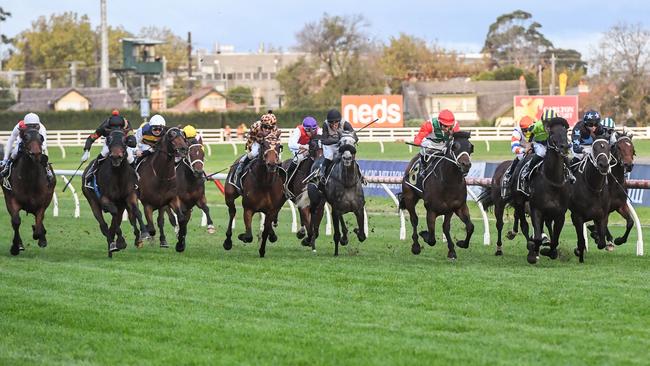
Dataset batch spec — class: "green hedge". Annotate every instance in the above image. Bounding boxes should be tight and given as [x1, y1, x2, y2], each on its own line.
[0, 109, 331, 130]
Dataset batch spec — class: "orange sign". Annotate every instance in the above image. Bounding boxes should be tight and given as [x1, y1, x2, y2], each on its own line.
[514, 95, 579, 127]
[342, 95, 403, 128]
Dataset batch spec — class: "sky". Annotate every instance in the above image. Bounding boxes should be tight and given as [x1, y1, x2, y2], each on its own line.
[2, 0, 648, 58]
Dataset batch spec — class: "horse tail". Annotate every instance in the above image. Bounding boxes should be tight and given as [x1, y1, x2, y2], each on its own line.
[477, 187, 494, 209]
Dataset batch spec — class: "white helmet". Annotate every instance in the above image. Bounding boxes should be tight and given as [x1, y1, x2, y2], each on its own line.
[24, 112, 41, 125]
[149, 114, 166, 127]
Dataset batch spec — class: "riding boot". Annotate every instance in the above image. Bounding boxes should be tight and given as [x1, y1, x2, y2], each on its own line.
[318, 159, 331, 189]
[520, 155, 542, 193]
[418, 154, 427, 181]
[501, 158, 518, 199]
[40, 156, 54, 184]
[234, 156, 250, 183]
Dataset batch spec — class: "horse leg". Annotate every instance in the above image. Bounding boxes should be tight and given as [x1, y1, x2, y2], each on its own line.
[543, 218, 553, 245]
[332, 211, 341, 256]
[549, 216, 564, 259]
[595, 217, 608, 250]
[515, 204, 530, 242]
[527, 208, 543, 264]
[404, 196, 421, 255]
[176, 208, 191, 253]
[259, 212, 276, 258]
[237, 208, 254, 243]
[339, 215, 349, 246]
[198, 195, 215, 234]
[420, 209, 437, 248]
[454, 203, 474, 249]
[614, 205, 634, 246]
[296, 206, 308, 240]
[107, 212, 122, 258]
[157, 208, 169, 248]
[353, 208, 366, 243]
[571, 213, 586, 263]
[127, 193, 149, 247]
[506, 211, 519, 240]
[308, 202, 324, 252]
[494, 200, 505, 255]
[143, 204, 156, 238]
[115, 206, 127, 250]
[442, 213, 456, 260]
[33, 207, 48, 248]
[88, 198, 110, 239]
[7, 201, 22, 256]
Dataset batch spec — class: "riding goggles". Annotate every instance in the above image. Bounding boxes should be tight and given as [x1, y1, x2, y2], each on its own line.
[261, 124, 273, 130]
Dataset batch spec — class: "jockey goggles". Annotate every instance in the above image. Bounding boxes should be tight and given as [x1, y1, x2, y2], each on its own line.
[261, 123, 273, 130]
[304, 126, 317, 132]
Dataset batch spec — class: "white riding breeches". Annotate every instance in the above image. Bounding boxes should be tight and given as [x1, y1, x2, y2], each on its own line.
[574, 145, 592, 161]
[533, 142, 547, 158]
[323, 144, 337, 160]
[246, 142, 261, 160]
[101, 143, 135, 164]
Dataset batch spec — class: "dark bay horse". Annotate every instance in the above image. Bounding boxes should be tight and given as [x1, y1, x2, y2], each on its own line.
[298, 132, 366, 256]
[2, 129, 55, 255]
[136, 127, 189, 252]
[82, 130, 149, 258]
[588, 132, 635, 247]
[569, 137, 612, 262]
[223, 135, 286, 257]
[521, 118, 572, 264]
[168, 138, 215, 243]
[282, 136, 323, 245]
[399, 131, 475, 260]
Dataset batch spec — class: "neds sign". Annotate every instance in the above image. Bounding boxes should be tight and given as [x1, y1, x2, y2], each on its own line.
[341, 95, 404, 129]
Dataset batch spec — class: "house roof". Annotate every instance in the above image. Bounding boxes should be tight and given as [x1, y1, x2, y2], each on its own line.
[167, 87, 227, 113]
[402, 79, 526, 121]
[9, 87, 131, 111]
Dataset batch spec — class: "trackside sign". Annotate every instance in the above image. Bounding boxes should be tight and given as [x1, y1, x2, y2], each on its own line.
[342, 95, 404, 128]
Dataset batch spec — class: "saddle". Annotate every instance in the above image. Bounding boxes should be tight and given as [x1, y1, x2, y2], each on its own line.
[516, 158, 543, 196]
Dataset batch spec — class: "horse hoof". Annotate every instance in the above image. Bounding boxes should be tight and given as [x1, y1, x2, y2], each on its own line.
[116, 237, 127, 250]
[541, 234, 550, 245]
[296, 228, 306, 240]
[207, 225, 216, 234]
[259, 250, 266, 258]
[340, 237, 348, 246]
[37, 239, 47, 248]
[540, 248, 558, 259]
[353, 228, 366, 242]
[135, 240, 144, 249]
[614, 237, 625, 246]
[590, 231, 599, 241]
[223, 238, 233, 251]
[10, 245, 20, 256]
[447, 251, 457, 260]
[597, 242, 606, 250]
[456, 240, 469, 249]
[300, 237, 311, 247]
[411, 243, 421, 255]
[109, 242, 119, 253]
[160, 240, 169, 248]
[175, 242, 185, 253]
[605, 243, 615, 252]
[495, 248, 503, 256]
[527, 254, 538, 264]
[238, 233, 253, 243]
[506, 231, 517, 240]
[140, 232, 152, 241]
[19, 243, 25, 251]
[269, 232, 278, 243]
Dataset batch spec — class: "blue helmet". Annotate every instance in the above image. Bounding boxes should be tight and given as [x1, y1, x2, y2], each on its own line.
[583, 110, 601, 127]
[302, 116, 318, 130]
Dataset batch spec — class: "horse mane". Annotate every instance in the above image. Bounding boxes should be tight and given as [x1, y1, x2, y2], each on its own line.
[452, 131, 471, 139]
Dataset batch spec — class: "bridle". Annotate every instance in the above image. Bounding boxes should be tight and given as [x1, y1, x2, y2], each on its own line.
[164, 127, 187, 157]
[181, 143, 205, 174]
[426, 137, 472, 177]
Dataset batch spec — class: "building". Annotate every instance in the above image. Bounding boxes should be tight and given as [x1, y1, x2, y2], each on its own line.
[167, 87, 246, 113]
[402, 78, 527, 123]
[196, 46, 307, 109]
[9, 87, 131, 112]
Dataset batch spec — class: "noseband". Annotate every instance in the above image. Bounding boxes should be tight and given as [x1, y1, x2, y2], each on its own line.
[577, 138, 612, 176]
[181, 143, 205, 174]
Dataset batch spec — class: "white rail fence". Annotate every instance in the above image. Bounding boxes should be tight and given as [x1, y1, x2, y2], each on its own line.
[51, 170, 645, 257]
[2, 126, 649, 157]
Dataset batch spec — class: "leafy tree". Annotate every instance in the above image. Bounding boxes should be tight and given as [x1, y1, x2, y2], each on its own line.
[0, 7, 11, 44]
[474, 65, 539, 94]
[276, 57, 319, 108]
[138, 26, 186, 74]
[227, 86, 254, 105]
[482, 10, 553, 68]
[107, 25, 133, 68]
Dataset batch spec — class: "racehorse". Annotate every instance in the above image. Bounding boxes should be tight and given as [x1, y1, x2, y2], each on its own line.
[519, 118, 572, 264]
[569, 137, 612, 263]
[136, 127, 189, 252]
[223, 135, 286, 257]
[82, 130, 149, 258]
[282, 136, 323, 245]
[298, 132, 366, 256]
[2, 129, 56, 256]
[399, 131, 474, 260]
[588, 132, 635, 247]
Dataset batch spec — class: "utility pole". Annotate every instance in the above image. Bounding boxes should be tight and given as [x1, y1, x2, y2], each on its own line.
[550, 53, 556, 95]
[187, 32, 192, 78]
[537, 64, 543, 95]
[100, 0, 110, 88]
[69, 61, 85, 88]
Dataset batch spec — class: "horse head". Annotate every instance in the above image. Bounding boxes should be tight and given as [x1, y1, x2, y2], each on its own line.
[162, 127, 189, 158]
[590, 137, 612, 175]
[546, 117, 571, 157]
[20, 128, 43, 162]
[447, 131, 473, 175]
[107, 130, 127, 167]
[338, 131, 357, 167]
[262, 135, 282, 172]
[186, 138, 205, 178]
[308, 135, 324, 160]
[613, 132, 635, 173]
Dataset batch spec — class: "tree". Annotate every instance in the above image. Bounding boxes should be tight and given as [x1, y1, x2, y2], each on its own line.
[227, 86, 253, 105]
[474, 65, 539, 94]
[0, 7, 11, 44]
[276, 57, 320, 108]
[139, 26, 187, 75]
[107, 25, 133, 68]
[482, 10, 553, 68]
[590, 23, 650, 125]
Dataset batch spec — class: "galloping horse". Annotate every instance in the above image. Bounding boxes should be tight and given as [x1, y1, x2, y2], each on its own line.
[82, 130, 149, 257]
[569, 137, 612, 263]
[2, 129, 55, 255]
[588, 132, 635, 247]
[282, 136, 323, 244]
[298, 132, 366, 256]
[136, 127, 189, 252]
[399, 131, 475, 260]
[519, 118, 572, 264]
[223, 135, 286, 257]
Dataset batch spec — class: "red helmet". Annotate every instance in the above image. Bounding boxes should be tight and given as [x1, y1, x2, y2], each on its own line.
[519, 116, 534, 130]
[438, 109, 456, 126]
[112, 109, 120, 116]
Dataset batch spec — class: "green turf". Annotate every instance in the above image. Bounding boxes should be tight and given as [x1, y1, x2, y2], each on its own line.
[1, 142, 649, 365]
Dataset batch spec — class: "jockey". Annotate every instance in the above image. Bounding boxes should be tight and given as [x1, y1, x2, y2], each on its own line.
[81, 109, 136, 166]
[135, 114, 166, 160]
[1, 112, 53, 182]
[318, 109, 358, 182]
[500, 115, 534, 198]
[287, 116, 321, 179]
[572, 109, 605, 161]
[182, 124, 199, 143]
[233, 111, 281, 181]
[600, 117, 617, 144]
[413, 109, 460, 178]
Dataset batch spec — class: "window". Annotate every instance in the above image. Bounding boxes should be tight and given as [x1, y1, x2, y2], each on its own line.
[262, 72, 269, 79]
[253, 73, 260, 80]
[227, 73, 234, 80]
[270, 72, 276, 79]
[236, 73, 243, 80]
[244, 73, 251, 80]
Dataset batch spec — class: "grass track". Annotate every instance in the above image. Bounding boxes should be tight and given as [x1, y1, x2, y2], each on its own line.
[0, 142, 649, 365]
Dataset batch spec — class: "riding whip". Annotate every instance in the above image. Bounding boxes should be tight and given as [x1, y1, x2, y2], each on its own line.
[204, 167, 229, 180]
[355, 118, 380, 133]
[62, 160, 85, 192]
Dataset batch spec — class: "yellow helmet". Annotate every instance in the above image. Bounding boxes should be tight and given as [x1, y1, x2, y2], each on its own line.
[182, 125, 197, 139]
